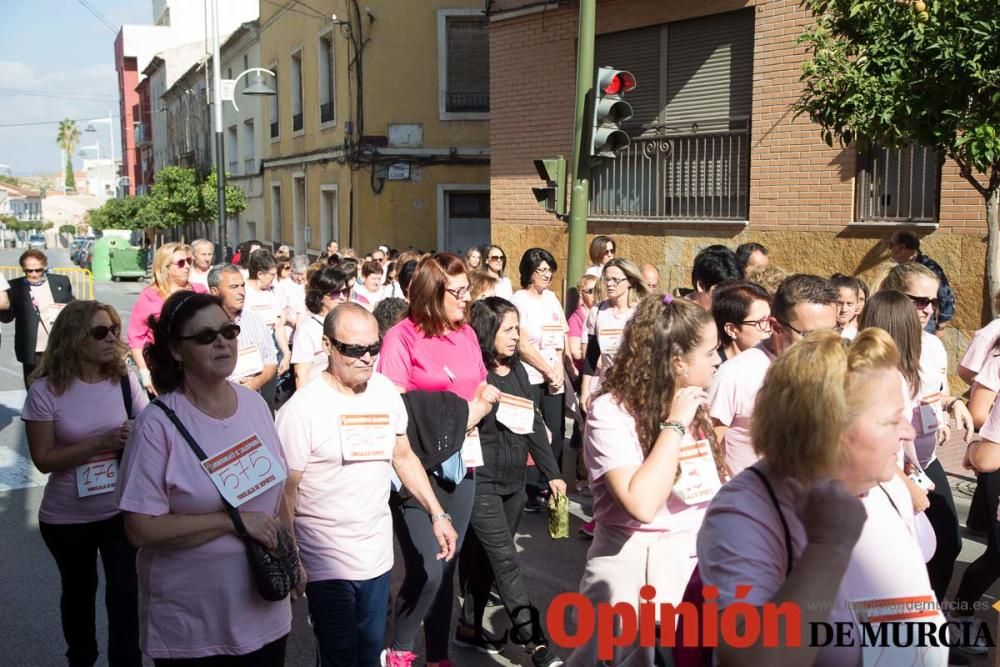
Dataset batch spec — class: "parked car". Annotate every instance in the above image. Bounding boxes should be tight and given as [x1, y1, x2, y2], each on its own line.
[79, 240, 95, 271]
[27, 234, 46, 250]
[70, 238, 88, 264]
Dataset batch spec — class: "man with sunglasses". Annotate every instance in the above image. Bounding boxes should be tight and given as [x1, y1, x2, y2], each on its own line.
[208, 265, 278, 397]
[276, 303, 457, 667]
[888, 230, 955, 334]
[0, 249, 74, 386]
[708, 274, 838, 476]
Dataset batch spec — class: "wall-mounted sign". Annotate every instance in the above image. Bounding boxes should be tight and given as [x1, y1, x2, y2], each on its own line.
[387, 162, 411, 181]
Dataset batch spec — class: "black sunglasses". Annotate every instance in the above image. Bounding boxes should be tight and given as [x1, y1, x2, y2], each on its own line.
[905, 293, 939, 311]
[90, 324, 121, 340]
[580, 288, 594, 295]
[180, 323, 241, 345]
[328, 337, 382, 358]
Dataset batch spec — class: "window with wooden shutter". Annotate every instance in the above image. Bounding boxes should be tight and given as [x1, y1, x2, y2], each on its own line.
[446, 16, 489, 113]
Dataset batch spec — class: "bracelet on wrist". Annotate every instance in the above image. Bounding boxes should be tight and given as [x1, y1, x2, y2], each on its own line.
[658, 420, 687, 436]
[430, 512, 452, 523]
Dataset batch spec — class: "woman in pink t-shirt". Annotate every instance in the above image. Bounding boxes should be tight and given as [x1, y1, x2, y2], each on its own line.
[127, 242, 208, 394]
[568, 296, 725, 666]
[116, 292, 291, 665]
[378, 253, 493, 667]
[24, 300, 147, 667]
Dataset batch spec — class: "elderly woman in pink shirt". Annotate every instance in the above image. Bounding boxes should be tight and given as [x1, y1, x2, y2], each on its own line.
[127, 243, 207, 394]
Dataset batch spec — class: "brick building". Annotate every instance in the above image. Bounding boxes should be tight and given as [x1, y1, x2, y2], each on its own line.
[488, 0, 990, 365]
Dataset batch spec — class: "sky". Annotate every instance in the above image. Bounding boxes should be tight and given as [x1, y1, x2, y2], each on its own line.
[0, 0, 152, 176]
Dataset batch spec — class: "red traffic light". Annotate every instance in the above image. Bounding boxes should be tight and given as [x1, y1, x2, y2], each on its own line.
[601, 71, 636, 95]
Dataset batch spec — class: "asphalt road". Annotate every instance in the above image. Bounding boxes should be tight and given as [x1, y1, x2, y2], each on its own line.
[0, 247, 996, 666]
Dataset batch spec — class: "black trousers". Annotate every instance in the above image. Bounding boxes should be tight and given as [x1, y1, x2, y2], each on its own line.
[151, 635, 287, 666]
[458, 489, 546, 645]
[22, 362, 36, 388]
[38, 514, 141, 667]
[527, 384, 565, 498]
[924, 459, 963, 601]
[955, 469, 1000, 614]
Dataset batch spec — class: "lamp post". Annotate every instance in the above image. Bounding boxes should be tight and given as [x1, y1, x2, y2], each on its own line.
[84, 109, 116, 165]
[209, 0, 275, 259]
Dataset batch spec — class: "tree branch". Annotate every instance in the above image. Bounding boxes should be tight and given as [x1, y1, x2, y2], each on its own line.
[951, 153, 988, 197]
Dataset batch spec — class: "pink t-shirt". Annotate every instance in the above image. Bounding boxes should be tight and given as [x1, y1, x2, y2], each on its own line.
[290, 315, 327, 385]
[698, 466, 944, 667]
[378, 317, 486, 401]
[22, 371, 148, 525]
[975, 353, 1000, 394]
[584, 393, 711, 534]
[276, 372, 407, 581]
[909, 331, 948, 467]
[708, 341, 775, 476]
[567, 304, 588, 372]
[127, 284, 209, 350]
[961, 318, 1000, 378]
[511, 289, 567, 385]
[115, 385, 291, 659]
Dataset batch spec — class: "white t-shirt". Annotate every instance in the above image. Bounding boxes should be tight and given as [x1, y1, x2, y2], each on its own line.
[961, 318, 1000, 379]
[908, 331, 948, 467]
[275, 372, 407, 581]
[510, 289, 567, 385]
[494, 276, 513, 300]
[278, 279, 306, 338]
[189, 268, 210, 289]
[708, 342, 776, 477]
[584, 302, 634, 391]
[291, 315, 328, 385]
[244, 284, 284, 332]
[351, 285, 384, 312]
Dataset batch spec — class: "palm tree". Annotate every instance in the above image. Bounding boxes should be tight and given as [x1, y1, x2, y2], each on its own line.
[56, 119, 81, 192]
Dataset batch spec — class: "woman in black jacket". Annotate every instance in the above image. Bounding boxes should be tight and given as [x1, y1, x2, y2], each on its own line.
[456, 297, 566, 667]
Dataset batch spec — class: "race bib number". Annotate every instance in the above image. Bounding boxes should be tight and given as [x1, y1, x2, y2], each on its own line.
[462, 428, 484, 467]
[496, 393, 535, 435]
[250, 303, 276, 328]
[45, 303, 66, 328]
[201, 434, 286, 507]
[919, 394, 942, 435]
[540, 325, 564, 350]
[850, 595, 947, 667]
[231, 344, 264, 380]
[76, 452, 119, 497]
[340, 414, 394, 461]
[598, 327, 624, 355]
[671, 439, 722, 506]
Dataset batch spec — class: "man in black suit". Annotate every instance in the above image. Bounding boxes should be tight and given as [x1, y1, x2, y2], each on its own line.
[0, 249, 74, 386]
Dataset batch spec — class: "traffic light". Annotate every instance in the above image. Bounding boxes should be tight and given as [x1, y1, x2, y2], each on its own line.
[591, 67, 636, 158]
[532, 156, 567, 216]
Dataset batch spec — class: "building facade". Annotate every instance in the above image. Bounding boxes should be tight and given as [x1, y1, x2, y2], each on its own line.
[260, 0, 491, 258]
[0, 183, 43, 222]
[489, 0, 989, 363]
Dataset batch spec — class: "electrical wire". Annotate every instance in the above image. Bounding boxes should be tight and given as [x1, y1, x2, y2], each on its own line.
[0, 88, 116, 103]
[75, 0, 118, 33]
[0, 116, 121, 129]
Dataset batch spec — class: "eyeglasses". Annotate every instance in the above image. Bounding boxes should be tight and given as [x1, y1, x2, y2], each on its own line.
[603, 249, 616, 256]
[488, 254, 505, 262]
[328, 288, 351, 299]
[905, 294, 939, 311]
[180, 323, 241, 345]
[172, 257, 194, 269]
[739, 317, 772, 333]
[90, 324, 121, 340]
[604, 276, 627, 287]
[444, 286, 471, 299]
[23, 268, 45, 274]
[580, 288, 594, 295]
[534, 267, 553, 276]
[775, 318, 831, 338]
[328, 337, 382, 359]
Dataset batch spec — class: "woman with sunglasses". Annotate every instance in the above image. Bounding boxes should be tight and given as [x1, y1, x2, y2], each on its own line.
[291, 266, 350, 389]
[710, 281, 772, 363]
[23, 300, 146, 667]
[116, 292, 291, 665]
[483, 244, 513, 299]
[584, 235, 615, 278]
[378, 253, 495, 667]
[128, 242, 207, 395]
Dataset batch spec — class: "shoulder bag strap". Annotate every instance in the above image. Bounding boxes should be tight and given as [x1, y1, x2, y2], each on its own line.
[878, 483, 901, 517]
[150, 399, 249, 537]
[746, 466, 794, 576]
[121, 375, 133, 419]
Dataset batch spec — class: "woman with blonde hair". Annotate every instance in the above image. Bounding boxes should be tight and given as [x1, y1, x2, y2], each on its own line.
[567, 296, 724, 666]
[697, 329, 946, 667]
[127, 242, 207, 394]
[469, 270, 500, 301]
[23, 300, 147, 667]
[465, 246, 482, 271]
[482, 244, 513, 299]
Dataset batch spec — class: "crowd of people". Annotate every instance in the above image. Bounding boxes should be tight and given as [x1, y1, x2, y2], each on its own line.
[9, 227, 1000, 667]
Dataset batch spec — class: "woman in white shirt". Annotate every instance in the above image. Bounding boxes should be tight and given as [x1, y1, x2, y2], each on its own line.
[291, 266, 350, 389]
[482, 245, 513, 299]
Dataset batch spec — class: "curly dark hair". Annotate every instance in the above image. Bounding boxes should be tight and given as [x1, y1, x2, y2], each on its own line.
[470, 297, 521, 370]
[305, 266, 350, 314]
[374, 297, 409, 336]
[144, 291, 225, 394]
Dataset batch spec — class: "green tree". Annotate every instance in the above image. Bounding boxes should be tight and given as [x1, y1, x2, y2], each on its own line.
[145, 166, 247, 233]
[59, 224, 76, 235]
[796, 0, 1000, 313]
[56, 119, 80, 192]
[88, 195, 159, 231]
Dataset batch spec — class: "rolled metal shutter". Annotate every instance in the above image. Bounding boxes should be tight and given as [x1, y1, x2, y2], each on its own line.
[594, 25, 661, 132]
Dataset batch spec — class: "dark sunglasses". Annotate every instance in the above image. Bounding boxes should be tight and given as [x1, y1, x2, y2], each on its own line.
[487, 254, 505, 261]
[905, 294, 939, 310]
[23, 268, 45, 274]
[328, 288, 351, 299]
[328, 337, 382, 358]
[172, 257, 194, 268]
[180, 323, 241, 345]
[90, 324, 121, 340]
[580, 288, 594, 295]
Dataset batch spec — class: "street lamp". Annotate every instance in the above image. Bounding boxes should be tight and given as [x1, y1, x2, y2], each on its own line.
[79, 143, 101, 160]
[84, 109, 116, 164]
[209, 0, 276, 259]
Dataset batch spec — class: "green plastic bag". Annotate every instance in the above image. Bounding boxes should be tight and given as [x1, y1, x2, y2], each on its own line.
[547, 493, 570, 539]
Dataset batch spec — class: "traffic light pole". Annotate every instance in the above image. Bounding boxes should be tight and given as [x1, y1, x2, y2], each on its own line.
[566, 0, 595, 286]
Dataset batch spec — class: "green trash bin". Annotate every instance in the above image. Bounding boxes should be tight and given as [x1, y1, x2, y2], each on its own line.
[108, 240, 148, 281]
[91, 238, 111, 282]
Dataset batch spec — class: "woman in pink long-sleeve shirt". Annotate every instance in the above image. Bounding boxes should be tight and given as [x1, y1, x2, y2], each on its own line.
[127, 243, 207, 394]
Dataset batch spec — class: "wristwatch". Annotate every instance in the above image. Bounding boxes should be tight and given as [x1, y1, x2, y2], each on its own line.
[430, 512, 452, 523]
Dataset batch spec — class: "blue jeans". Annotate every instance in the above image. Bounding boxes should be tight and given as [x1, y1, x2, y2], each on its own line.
[306, 571, 391, 667]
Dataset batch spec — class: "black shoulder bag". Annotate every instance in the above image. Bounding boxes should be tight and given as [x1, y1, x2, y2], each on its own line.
[151, 399, 300, 602]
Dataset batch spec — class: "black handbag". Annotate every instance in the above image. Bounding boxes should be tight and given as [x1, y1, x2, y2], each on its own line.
[151, 399, 300, 602]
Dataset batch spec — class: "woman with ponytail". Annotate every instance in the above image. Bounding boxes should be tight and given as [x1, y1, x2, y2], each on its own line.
[566, 295, 725, 666]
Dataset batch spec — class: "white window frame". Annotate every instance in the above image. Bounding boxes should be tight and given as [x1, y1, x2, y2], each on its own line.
[437, 9, 490, 121]
[318, 184, 339, 253]
[290, 46, 305, 137]
[317, 27, 337, 130]
[436, 183, 490, 250]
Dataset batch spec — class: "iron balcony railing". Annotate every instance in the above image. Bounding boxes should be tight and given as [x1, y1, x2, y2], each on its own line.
[292, 112, 303, 132]
[445, 90, 489, 113]
[320, 102, 334, 123]
[855, 144, 939, 223]
[590, 123, 750, 222]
